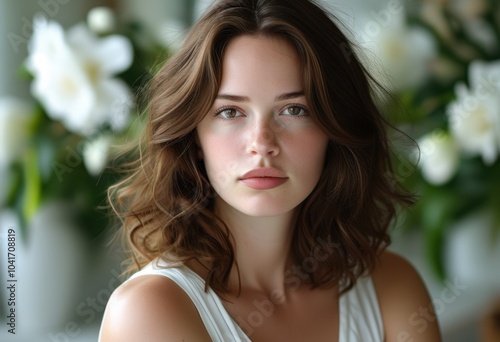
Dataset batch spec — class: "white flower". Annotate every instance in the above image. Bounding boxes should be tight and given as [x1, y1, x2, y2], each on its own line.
[417, 130, 460, 185]
[467, 60, 500, 92]
[357, 10, 436, 90]
[26, 16, 133, 136]
[87, 7, 116, 34]
[447, 60, 500, 164]
[82, 135, 113, 176]
[0, 97, 34, 168]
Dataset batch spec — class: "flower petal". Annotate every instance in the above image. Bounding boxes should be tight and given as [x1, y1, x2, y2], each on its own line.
[93, 35, 134, 75]
[418, 131, 460, 185]
[30, 60, 97, 134]
[87, 7, 116, 34]
[95, 78, 133, 132]
[26, 17, 71, 75]
[468, 60, 500, 91]
[447, 79, 500, 164]
[82, 135, 113, 176]
[68, 24, 133, 76]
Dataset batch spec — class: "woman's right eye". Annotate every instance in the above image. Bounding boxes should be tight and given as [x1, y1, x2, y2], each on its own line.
[215, 107, 243, 119]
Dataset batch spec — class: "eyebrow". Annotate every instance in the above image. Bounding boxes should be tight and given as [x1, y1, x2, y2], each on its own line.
[216, 91, 305, 102]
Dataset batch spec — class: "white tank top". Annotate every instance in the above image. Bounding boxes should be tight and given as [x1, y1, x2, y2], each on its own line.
[101, 260, 384, 341]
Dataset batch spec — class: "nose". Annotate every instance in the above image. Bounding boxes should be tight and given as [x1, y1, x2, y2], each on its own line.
[246, 118, 280, 157]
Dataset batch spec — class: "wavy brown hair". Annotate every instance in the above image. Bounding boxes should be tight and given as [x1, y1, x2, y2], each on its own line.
[108, 0, 414, 295]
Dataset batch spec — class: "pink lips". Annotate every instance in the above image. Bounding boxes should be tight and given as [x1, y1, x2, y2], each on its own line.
[240, 167, 288, 190]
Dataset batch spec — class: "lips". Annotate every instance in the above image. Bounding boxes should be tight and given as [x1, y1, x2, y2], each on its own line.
[239, 167, 288, 190]
[240, 167, 287, 179]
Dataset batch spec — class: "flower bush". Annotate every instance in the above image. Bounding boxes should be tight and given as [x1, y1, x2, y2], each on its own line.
[383, 0, 500, 278]
[26, 16, 133, 136]
[1, 8, 167, 240]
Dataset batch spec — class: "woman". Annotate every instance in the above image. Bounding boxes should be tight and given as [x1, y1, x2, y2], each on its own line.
[100, 0, 441, 341]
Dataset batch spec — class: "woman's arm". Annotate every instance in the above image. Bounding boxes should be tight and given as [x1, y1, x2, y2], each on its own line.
[99, 275, 212, 342]
[372, 251, 442, 342]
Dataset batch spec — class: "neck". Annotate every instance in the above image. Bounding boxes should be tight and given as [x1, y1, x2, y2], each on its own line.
[214, 199, 297, 294]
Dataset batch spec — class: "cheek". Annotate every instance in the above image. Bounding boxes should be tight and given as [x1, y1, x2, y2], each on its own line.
[289, 134, 328, 189]
[202, 134, 239, 163]
[198, 122, 243, 159]
[294, 132, 328, 169]
[198, 132, 241, 188]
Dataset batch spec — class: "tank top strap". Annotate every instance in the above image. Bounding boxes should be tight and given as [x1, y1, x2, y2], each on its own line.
[339, 275, 384, 341]
[128, 260, 251, 341]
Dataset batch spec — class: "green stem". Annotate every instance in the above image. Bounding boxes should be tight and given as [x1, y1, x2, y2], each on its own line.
[22, 147, 42, 223]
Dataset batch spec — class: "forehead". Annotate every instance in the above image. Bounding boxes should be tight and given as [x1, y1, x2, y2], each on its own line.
[219, 35, 303, 93]
[223, 34, 299, 62]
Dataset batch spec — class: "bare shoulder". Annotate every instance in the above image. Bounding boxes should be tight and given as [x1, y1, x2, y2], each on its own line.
[371, 250, 442, 342]
[99, 274, 211, 342]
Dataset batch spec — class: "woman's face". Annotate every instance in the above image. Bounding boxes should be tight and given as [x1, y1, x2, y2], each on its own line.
[196, 35, 329, 217]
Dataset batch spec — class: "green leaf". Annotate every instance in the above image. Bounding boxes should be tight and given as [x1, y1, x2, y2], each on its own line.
[425, 225, 446, 281]
[5, 164, 22, 208]
[489, 161, 500, 240]
[419, 186, 458, 280]
[21, 147, 42, 224]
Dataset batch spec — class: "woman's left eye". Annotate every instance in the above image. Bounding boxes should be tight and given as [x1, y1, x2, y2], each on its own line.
[282, 105, 307, 116]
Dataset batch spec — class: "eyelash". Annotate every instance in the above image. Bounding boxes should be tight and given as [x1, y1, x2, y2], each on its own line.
[213, 104, 309, 120]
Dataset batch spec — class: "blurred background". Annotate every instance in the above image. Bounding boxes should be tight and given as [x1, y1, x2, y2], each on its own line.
[0, 0, 499, 341]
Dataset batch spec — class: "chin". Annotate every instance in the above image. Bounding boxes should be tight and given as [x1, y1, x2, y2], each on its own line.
[229, 198, 301, 218]
[240, 207, 295, 218]
[214, 191, 307, 219]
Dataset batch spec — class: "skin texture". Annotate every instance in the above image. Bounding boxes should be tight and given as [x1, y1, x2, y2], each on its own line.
[372, 252, 441, 341]
[99, 36, 441, 341]
[99, 275, 212, 342]
[195, 35, 330, 294]
[196, 35, 329, 219]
